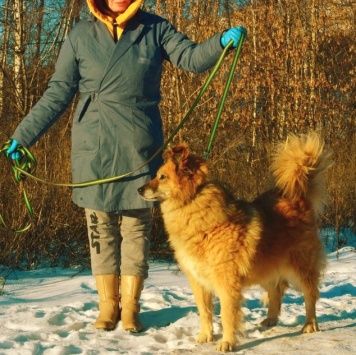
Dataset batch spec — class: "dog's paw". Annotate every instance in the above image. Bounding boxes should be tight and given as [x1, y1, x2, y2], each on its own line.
[216, 340, 235, 352]
[259, 317, 278, 327]
[302, 321, 319, 333]
[197, 332, 213, 343]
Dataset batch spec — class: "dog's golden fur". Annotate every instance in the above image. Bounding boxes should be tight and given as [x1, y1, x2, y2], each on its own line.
[138, 132, 333, 352]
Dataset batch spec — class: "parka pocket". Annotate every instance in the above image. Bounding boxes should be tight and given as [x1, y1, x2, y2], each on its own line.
[72, 111, 100, 153]
[72, 94, 100, 153]
[74, 96, 91, 122]
[132, 106, 163, 154]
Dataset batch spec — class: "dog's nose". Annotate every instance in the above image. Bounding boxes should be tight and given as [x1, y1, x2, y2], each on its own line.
[137, 186, 144, 195]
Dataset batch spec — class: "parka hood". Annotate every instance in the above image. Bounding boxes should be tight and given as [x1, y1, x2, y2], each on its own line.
[86, 0, 143, 39]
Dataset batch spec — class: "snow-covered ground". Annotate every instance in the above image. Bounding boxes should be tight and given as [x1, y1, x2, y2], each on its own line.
[0, 246, 355, 354]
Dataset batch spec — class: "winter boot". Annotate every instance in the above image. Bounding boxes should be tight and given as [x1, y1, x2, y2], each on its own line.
[121, 275, 144, 333]
[94, 274, 120, 331]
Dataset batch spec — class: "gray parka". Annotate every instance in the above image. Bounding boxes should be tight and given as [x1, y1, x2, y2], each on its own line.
[12, 10, 224, 212]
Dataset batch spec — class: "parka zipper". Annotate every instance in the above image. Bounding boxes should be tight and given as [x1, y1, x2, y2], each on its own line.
[113, 20, 118, 43]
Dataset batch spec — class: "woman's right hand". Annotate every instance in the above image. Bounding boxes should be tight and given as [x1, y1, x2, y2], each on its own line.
[6, 139, 22, 160]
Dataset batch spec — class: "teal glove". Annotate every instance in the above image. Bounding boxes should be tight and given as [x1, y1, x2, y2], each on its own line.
[221, 26, 247, 48]
[6, 139, 22, 160]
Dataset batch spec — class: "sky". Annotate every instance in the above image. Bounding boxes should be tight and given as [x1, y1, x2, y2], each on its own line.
[0, 245, 355, 354]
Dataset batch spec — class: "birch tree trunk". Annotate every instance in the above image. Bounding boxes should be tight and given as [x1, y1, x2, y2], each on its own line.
[249, 0, 258, 163]
[308, 0, 317, 126]
[0, 0, 11, 118]
[13, 0, 27, 117]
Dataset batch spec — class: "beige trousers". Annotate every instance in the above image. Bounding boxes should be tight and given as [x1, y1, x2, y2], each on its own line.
[85, 208, 152, 278]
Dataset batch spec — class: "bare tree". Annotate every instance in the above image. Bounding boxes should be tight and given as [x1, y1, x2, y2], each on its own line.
[0, 0, 11, 118]
[12, 0, 27, 116]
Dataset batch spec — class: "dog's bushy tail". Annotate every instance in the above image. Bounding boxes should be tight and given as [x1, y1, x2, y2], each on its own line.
[271, 132, 333, 217]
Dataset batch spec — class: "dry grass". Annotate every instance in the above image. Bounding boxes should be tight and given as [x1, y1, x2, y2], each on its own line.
[0, 0, 354, 269]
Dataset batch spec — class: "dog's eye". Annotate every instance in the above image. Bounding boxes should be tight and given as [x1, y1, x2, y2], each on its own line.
[158, 174, 166, 180]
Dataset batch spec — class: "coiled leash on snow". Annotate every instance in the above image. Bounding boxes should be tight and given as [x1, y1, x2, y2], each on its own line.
[0, 34, 246, 232]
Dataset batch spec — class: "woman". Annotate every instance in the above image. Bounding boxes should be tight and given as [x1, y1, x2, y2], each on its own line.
[7, 0, 246, 333]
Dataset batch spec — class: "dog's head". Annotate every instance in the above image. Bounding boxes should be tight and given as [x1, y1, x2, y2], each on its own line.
[138, 144, 208, 203]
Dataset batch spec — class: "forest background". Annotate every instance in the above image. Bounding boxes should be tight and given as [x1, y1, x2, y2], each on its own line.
[0, 0, 354, 270]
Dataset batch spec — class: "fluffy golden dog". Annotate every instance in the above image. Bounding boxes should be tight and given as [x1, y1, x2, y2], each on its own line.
[138, 132, 333, 352]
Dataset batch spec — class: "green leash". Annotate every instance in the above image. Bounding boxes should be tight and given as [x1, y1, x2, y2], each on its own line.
[0, 141, 37, 232]
[204, 33, 246, 160]
[0, 36, 245, 232]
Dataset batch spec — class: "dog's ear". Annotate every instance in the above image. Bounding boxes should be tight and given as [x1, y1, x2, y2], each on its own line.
[172, 145, 193, 175]
[162, 144, 192, 174]
[162, 146, 173, 162]
[163, 144, 189, 164]
[162, 144, 208, 181]
[171, 144, 189, 168]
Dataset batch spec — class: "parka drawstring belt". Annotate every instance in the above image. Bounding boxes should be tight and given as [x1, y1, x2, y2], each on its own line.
[0, 36, 246, 232]
[91, 92, 99, 101]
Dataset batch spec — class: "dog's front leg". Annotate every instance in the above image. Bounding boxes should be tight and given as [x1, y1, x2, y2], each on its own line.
[216, 287, 244, 352]
[185, 271, 214, 343]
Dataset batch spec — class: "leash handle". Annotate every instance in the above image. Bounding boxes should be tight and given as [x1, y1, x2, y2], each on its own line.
[204, 33, 246, 160]
[0, 140, 36, 232]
